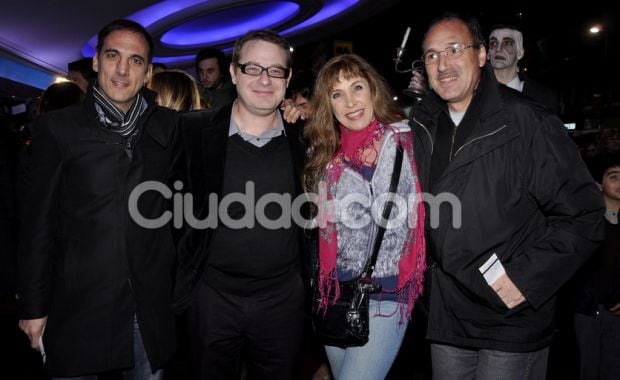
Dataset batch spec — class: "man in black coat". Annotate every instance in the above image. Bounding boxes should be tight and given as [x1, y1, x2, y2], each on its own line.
[17, 19, 178, 379]
[409, 13, 603, 379]
[174, 30, 306, 379]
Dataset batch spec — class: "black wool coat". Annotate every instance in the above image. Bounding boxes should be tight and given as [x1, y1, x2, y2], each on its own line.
[17, 88, 178, 376]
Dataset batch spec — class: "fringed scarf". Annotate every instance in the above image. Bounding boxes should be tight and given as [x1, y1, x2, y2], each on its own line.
[317, 119, 426, 320]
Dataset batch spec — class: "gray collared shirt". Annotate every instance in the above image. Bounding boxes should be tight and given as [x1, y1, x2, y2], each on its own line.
[228, 107, 286, 148]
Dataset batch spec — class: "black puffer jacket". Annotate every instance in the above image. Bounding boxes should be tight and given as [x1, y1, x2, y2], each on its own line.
[409, 65, 604, 352]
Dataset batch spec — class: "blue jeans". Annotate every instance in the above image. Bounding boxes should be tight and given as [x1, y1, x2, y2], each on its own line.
[574, 306, 620, 380]
[430, 343, 549, 380]
[52, 315, 162, 380]
[325, 300, 408, 380]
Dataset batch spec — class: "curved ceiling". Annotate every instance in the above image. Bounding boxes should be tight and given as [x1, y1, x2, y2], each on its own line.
[0, 0, 398, 74]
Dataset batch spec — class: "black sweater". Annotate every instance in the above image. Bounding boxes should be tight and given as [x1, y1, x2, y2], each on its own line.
[203, 134, 300, 295]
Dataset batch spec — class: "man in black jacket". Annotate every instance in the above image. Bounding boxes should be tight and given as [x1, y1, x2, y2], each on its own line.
[175, 30, 306, 379]
[18, 19, 178, 379]
[409, 13, 603, 379]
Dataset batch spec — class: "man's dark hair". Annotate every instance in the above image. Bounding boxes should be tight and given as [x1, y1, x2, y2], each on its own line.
[96, 19, 154, 63]
[589, 153, 620, 183]
[67, 58, 96, 81]
[232, 30, 292, 69]
[423, 12, 486, 52]
[195, 48, 228, 77]
[287, 69, 316, 100]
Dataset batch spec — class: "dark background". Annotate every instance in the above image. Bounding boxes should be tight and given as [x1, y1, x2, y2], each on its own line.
[292, 1, 617, 129]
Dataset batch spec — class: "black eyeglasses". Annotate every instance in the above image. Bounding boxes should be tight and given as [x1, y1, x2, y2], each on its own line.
[423, 43, 473, 65]
[236, 63, 290, 78]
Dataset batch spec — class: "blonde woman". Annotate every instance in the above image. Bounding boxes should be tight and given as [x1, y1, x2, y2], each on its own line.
[148, 69, 203, 111]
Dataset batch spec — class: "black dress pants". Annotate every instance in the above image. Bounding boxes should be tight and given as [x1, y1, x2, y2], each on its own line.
[187, 276, 304, 380]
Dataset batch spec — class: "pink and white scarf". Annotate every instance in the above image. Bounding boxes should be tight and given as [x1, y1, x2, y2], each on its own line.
[317, 119, 426, 320]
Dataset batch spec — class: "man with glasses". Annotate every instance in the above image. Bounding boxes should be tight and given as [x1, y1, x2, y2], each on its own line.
[408, 24, 560, 116]
[175, 29, 306, 379]
[488, 25, 560, 114]
[409, 13, 603, 379]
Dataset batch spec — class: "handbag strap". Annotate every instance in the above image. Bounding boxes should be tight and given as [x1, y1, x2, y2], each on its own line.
[359, 143, 404, 279]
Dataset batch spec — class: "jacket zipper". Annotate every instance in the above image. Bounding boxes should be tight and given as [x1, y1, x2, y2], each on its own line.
[449, 123, 459, 161]
[453, 125, 508, 158]
[411, 117, 434, 155]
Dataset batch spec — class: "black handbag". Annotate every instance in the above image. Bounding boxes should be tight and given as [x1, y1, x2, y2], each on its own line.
[312, 144, 404, 347]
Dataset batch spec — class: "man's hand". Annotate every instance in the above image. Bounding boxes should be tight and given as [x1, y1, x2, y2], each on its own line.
[610, 303, 620, 316]
[408, 70, 427, 95]
[280, 98, 303, 124]
[491, 273, 525, 309]
[19, 317, 47, 350]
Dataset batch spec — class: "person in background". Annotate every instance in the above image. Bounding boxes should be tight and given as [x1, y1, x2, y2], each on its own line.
[596, 128, 620, 157]
[409, 13, 603, 379]
[17, 19, 178, 379]
[67, 57, 96, 93]
[39, 81, 84, 114]
[148, 69, 202, 112]
[572, 154, 620, 380]
[304, 53, 426, 380]
[17, 81, 84, 210]
[488, 24, 560, 114]
[579, 136, 599, 161]
[286, 69, 316, 122]
[195, 47, 236, 109]
[176, 29, 306, 379]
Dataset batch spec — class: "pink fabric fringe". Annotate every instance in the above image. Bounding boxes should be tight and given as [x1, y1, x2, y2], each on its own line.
[317, 122, 426, 320]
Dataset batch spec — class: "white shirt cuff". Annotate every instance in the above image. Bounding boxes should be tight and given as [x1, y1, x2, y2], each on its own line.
[479, 253, 506, 285]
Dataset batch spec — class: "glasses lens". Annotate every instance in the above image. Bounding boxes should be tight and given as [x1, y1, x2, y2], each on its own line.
[447, 46, 461, 58]
[239, 63, 288, 78]
[423, 52, 436, 65]
[243, 64, 262, 76]
[267, 67, 287, 78]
